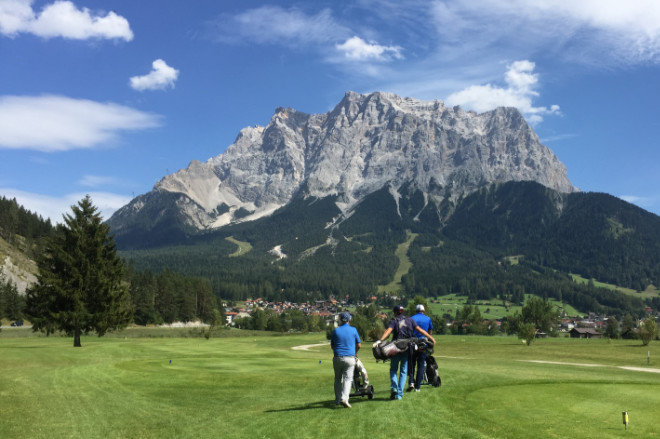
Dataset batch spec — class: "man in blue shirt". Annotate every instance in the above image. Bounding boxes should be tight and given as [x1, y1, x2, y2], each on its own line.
[331, 311, 361, 408]
[409, 304, 433, 391]
[377, 305, 435, 400]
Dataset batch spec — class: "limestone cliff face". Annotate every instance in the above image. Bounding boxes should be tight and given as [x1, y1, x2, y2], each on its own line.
[109, 91, 576, 232]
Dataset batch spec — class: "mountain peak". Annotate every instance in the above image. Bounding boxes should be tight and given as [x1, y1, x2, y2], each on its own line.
[108, 91, 576, 236]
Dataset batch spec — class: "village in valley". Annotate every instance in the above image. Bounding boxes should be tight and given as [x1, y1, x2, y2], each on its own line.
[223, 295, 658, 340]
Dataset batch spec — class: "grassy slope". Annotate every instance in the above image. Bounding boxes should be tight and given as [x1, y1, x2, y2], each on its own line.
[225, 236, 253, 257]
[570, 273, 659, 300]
[377, 231, 417, 294]
[430, 293, 582, 320]
[2, 331, 659, 438]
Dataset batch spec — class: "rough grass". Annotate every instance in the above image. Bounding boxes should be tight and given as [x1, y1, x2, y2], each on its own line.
[2, 332, 660, 438]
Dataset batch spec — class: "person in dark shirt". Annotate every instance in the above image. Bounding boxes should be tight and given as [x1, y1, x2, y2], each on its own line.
[376, 305, 435, 400]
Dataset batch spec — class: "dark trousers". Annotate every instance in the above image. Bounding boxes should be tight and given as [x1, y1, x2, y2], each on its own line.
[408, 349, 428, 389]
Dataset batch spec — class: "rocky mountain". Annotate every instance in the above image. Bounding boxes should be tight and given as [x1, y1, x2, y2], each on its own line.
[107, 91, 576, 246]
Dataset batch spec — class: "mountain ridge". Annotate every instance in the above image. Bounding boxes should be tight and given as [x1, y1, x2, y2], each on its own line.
[107, 91, 576, 241]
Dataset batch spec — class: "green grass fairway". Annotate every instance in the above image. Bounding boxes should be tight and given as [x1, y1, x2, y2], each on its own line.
[2, 332, 660, 438]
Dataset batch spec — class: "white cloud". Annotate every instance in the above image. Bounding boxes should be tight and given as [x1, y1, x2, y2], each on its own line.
[335, 36, 403, 61]
[429, 0, 660, 66]
[214, 6, 403, 68]
[446, 60, 560, 124]
[0, 188, 131, 223]
[214, 6, 346, 46]
[0, 95, 161, 151]
[0, 0, 133, 41]
[130, 59, 179, 91]
[78, 175, 123, 188]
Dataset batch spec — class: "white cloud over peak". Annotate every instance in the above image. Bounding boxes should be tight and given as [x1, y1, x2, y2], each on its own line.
[130, 59, 179, 91]
[335, 36, 403, 61]
[0, 95, 161, 151]
[0, 0, 133, 41]
[446, 61, 560, 125]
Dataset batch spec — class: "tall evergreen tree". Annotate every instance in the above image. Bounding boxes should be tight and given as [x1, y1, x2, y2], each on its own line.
[605, 317, 620, 339]
[621, 314, 637, 339]
[26, 196, 132, 347]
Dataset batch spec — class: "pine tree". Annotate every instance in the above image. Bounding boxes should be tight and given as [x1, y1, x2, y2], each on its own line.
[26, 196, 132, 347]
[605, 316, 620, 339]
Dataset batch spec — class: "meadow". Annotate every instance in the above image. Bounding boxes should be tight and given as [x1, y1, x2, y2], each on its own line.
[1, 329, 659, 438]
[427, 293, 581, 320]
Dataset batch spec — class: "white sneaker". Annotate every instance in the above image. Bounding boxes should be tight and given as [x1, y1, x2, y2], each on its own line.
[341, 400, 351, 408]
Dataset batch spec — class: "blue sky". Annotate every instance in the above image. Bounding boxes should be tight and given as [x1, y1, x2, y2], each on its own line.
[1, 0, 660, 222]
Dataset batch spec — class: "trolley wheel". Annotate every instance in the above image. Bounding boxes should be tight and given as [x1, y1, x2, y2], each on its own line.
[433, 376, 441, 387]
[368, 385, 374, 400]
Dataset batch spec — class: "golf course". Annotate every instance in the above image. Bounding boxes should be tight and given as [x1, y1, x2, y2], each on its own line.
[1, 329, 659, 438]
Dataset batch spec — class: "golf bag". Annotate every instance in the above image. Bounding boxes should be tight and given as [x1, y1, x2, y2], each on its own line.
[424, 354, 441, 387]
[372, 338, 416, 361]
[349, 357, 375, 399]
[408, 338, 441, 389]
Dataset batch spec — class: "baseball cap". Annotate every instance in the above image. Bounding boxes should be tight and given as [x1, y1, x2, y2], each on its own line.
[340, 311, 352, 322]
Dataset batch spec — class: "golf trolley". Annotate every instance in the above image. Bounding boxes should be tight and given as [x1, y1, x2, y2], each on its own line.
[408, 338, 441, 389]
[349, 357, 375, 400]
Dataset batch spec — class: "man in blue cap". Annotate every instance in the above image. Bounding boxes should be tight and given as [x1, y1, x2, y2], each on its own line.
[408, 304, 433, 392]
[331, 311, 361, 408]
[376, 305, 435, 400]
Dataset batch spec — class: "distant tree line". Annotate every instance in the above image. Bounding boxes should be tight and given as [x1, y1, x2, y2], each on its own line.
[233, 308, 326, 333]
[123, 265, 223, 325]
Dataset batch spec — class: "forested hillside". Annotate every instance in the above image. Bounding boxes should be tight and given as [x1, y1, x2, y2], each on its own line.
[442, 182, 660, 291]
[0, 196, 53, 258]
[117, 182, 660, 318]
[0, 197, 222, 326]
[3, 184, 659, 322]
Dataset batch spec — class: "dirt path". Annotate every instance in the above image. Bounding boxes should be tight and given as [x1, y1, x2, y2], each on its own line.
[290, 345, 660, 374]
[520, 359, 660, 373]
[292, 342, 329, 351]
